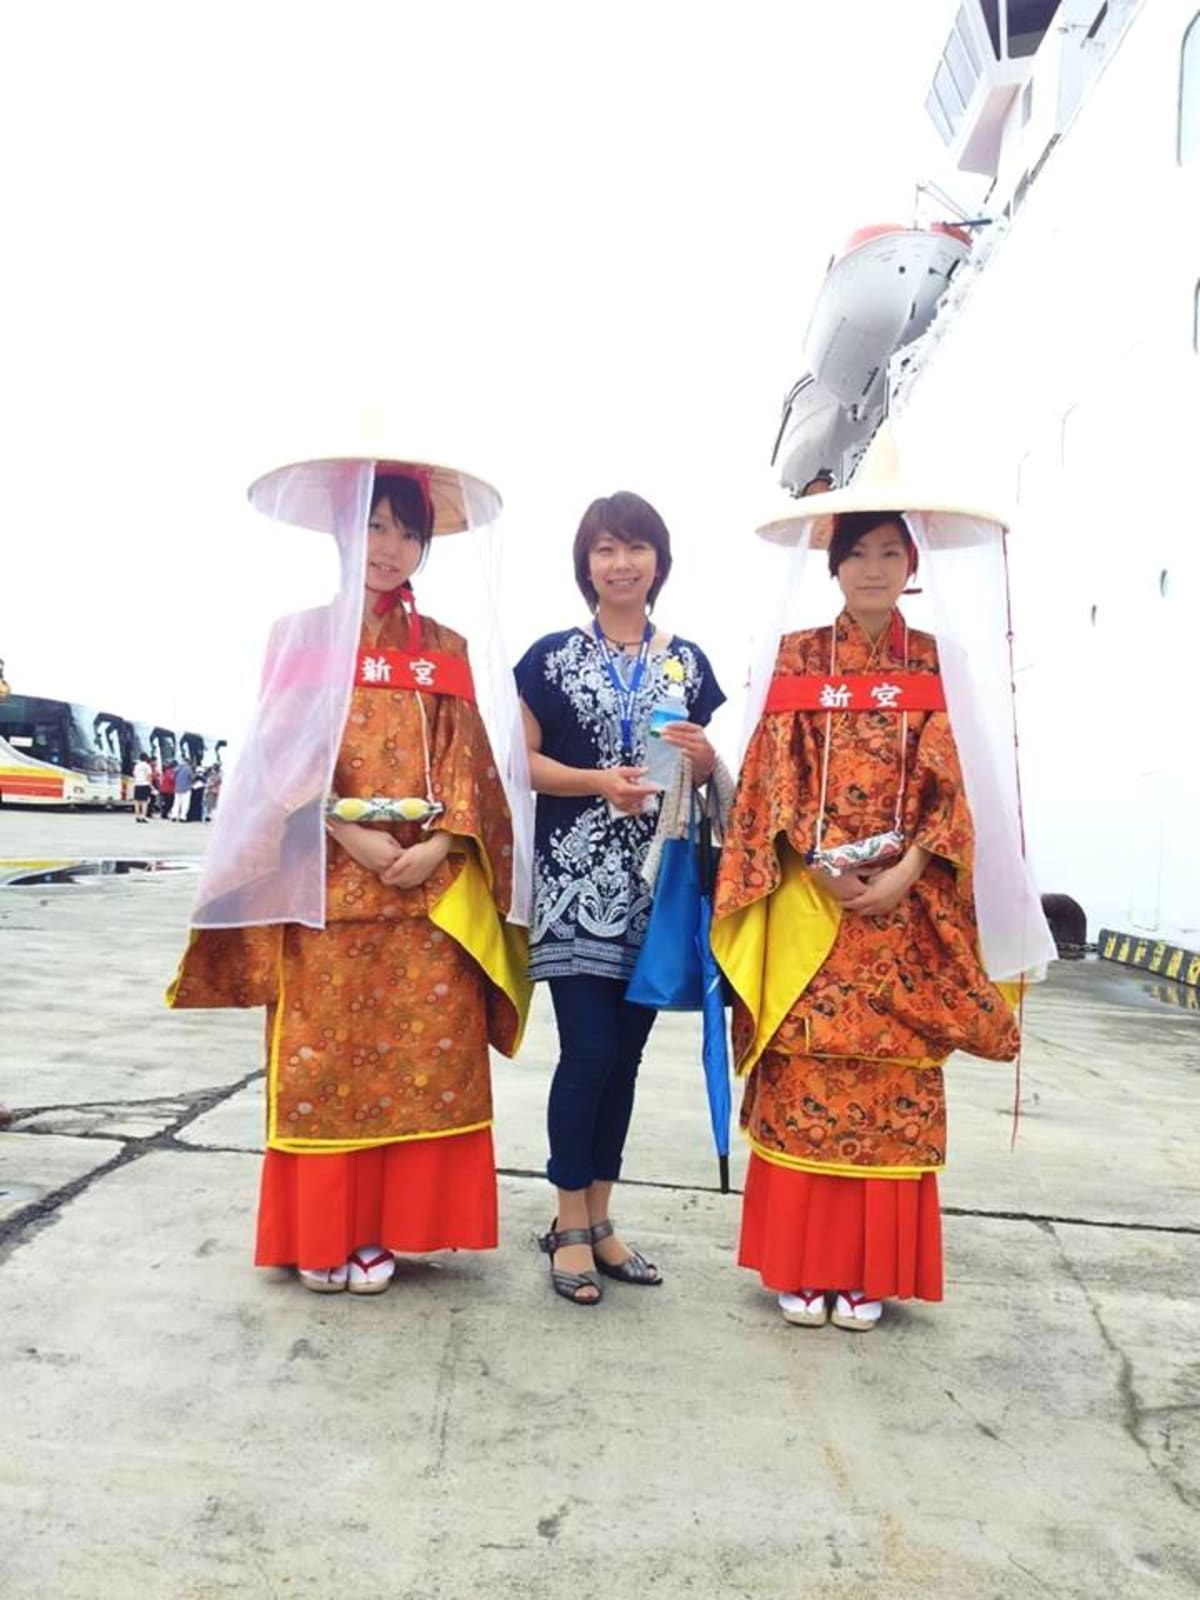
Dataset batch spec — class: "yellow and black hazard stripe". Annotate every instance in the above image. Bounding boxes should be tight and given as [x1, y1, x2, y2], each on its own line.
[1097, 928, 1200, 990]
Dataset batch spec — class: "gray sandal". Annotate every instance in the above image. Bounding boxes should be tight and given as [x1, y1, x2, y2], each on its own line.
[590, 1220, 662, 1286]
[537, 1222, 603, 1306]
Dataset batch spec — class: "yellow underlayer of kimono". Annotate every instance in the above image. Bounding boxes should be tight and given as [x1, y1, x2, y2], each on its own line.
[430, 843, 532, 1050]
[744, 1130, 942, 1180]
[709, 842, 841, 1079]
[264, 851, 530, 1155]
[711, 842, 1022, 1084]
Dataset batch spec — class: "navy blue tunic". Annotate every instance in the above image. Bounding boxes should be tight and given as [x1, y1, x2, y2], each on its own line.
[515, 627, 725, 982]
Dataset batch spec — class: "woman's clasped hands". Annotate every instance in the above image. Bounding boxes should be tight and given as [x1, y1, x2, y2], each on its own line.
[815, 846, 930, 918]
[329, 821, 452, 888]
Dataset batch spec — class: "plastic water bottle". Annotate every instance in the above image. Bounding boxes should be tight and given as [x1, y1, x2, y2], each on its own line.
[644, 681, 687, 790]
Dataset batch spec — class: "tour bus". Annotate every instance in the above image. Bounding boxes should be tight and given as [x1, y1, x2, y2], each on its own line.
[0, 696, 112, 806]
[107, 718, 177, 784]
[0, 696, 223, 809]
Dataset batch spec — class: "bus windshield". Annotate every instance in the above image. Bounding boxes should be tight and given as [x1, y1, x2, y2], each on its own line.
[0, 696, 108, 773]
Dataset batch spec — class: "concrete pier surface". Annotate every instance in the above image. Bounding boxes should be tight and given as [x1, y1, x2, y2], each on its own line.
[1, 809, 1197, 1600]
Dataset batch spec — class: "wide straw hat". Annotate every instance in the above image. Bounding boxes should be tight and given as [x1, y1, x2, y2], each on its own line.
[246, 411, 501, 536]
[756, 422, 1009, 548]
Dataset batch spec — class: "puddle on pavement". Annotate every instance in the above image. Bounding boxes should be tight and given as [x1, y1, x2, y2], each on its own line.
[1049, 956, 1200, 1018]
[1141, 977, 1200, 1014]
[0, 858, 198, 888]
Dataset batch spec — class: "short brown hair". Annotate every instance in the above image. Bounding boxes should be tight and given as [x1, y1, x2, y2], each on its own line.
[827, 511, 914, 577]
[371, 472, 433, 550]
[572, 491, 673, 610]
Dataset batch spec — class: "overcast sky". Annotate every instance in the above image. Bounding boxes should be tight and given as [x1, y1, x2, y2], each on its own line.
[0, 0, 965, 750]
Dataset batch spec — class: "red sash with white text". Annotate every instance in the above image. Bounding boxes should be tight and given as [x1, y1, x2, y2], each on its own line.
[765, 672, 946, 714]
[355, 648, 476, 701]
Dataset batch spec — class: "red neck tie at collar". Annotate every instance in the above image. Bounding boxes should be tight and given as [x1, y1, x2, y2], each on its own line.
[373, 578, 414, 618]
[372, 580, 422, 646]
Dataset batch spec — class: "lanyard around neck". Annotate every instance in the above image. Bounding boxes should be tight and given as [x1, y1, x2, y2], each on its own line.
[592, 618, 653, 761]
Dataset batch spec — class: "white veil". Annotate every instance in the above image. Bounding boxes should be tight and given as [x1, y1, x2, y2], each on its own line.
[190, 458, 531, 930]
[740, 501, 1055, 983]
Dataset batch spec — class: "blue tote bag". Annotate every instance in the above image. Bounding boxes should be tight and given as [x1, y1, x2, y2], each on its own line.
[626, 801, 706, 1012]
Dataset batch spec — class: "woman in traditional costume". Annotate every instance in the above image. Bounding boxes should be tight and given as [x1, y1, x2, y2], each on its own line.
[515, 491, 726, 1305]
[169, 454, 530, 1295]
[712, 428, 1054, 1331]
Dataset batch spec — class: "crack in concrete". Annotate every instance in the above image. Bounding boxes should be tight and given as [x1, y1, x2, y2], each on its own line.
[11, 1087, 228, 1120]
[941, 1203, 1200, 1238]
[940, 1386, 1028, 1462]
[0, 1068, 264, 1259]
[1006, 1554, 1058, 1594]
[1045, 1220, 1199, 1513]
[423, 1317, 464, 1480]
[7, 1126, 131, 1145]
[5, 1127, 1197, 1238]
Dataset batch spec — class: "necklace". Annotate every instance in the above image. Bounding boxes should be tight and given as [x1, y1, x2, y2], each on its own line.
[811, 614, 909, 859]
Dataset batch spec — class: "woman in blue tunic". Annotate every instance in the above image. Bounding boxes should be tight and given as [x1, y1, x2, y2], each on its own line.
[516, 491, 725, 1305]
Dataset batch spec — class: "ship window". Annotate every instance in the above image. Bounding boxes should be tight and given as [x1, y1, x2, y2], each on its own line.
[981, 0, 1002, 57]
[925, 88, 955, 146]
[1022, 80, 1034, 125]
[934, 58, 967, 118]
[929, 59, 968, 142]
[945, 29, 978, 103]
[1181, 13, 1200, 165]
[955, 6, 982, 73]
[1006, 1, 1058, 59]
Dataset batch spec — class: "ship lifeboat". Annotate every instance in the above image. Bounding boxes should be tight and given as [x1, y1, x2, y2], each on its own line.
[803, 223, 972, 410]
[771, 373, 876, 495]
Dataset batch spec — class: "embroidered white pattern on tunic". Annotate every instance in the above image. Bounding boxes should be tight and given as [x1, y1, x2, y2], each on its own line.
[516, 629, 721, 983]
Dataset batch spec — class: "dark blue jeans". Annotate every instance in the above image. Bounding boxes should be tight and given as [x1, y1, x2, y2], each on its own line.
[546, 975, 657, 1191]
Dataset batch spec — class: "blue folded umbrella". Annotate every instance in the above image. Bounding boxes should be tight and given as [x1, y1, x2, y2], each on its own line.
[696, 890, 732, 1193]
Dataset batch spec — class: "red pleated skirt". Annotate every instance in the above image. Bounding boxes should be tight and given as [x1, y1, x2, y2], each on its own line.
[255, 1127, 498, 1269]
[738, 1152, 943, 1301]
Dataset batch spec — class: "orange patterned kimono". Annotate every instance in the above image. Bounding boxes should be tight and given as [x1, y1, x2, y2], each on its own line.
[712, 611, 1019, 1299]
[169, 608, 529, 1265]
